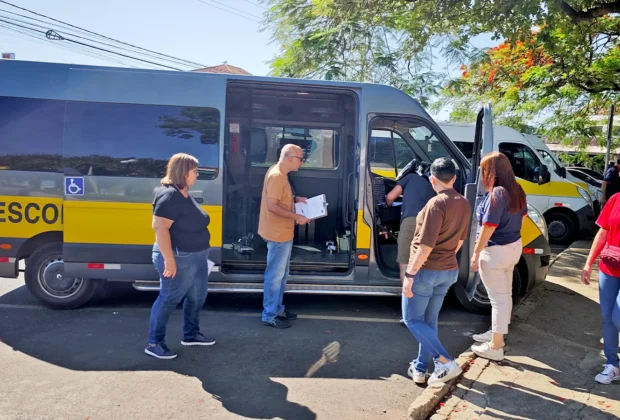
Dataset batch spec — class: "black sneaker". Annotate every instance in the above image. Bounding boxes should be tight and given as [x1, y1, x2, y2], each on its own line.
[277, 310, 298, 321]
[181, 332, 216, 346]
[144, 343, 177, 360]
[262, 318, 291, 329]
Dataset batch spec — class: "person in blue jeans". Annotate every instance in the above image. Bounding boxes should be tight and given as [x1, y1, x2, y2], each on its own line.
[258, 144, 309, 328]
[145, 153, 215, 360]
[582, 193, 620, 384]
[402, 158, 472, 385]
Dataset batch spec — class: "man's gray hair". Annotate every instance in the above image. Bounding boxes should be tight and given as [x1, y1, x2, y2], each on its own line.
[279, 144, 303, 162]
[431, 157, 456, 183]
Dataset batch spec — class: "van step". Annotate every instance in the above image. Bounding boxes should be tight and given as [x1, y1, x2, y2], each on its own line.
[132, 281, 401, 296]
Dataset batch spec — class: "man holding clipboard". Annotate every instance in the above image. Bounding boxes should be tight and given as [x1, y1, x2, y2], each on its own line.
[258, 144, 310, 329]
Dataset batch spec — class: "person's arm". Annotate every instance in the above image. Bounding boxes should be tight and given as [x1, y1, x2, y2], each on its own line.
[265, 175, 309, 224]
[268, 198, 307, 224]
[602, 181, 608, 205]
[581, 228, 609, 285]
[471, 190, 502, 271]
[455, 239, 465, 254]
[385, 185, 403, 207]
[582, 194, 616, 285]
[152, 215, 176, 277]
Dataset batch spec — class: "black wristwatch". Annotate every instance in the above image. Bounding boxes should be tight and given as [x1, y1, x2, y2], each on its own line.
[404, 271, 416, 279]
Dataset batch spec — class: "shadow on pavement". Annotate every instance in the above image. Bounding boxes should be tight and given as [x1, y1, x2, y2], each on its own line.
[0, 283, 489, 419]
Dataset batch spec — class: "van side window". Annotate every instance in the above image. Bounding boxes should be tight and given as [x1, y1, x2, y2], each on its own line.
[369, 130, 415, 177]
[249, 126, 339, 169]
[0, 96, 64, 172]
[499, 142, 540, 183]
[63, 102, 220, 179]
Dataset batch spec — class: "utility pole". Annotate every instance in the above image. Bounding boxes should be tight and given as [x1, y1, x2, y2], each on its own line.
[605, 103, 615, 171]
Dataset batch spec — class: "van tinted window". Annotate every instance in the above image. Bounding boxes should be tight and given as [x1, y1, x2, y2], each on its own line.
[64, 102, 220, 179]
[0, 97, 64, 172]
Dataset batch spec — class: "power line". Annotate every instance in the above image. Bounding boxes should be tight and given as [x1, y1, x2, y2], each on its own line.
[241, 0, 268, 10]
[0, 0, 208, 68]
[208, 0, 262, 19]
[196, 0, 261, 22]
[0, 18, 184, 70]
[0, 13, 200, 68]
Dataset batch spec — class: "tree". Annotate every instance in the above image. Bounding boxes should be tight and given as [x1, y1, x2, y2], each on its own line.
[263, 0, 619, 155]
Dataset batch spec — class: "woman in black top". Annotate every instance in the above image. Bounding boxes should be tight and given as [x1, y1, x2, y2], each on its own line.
[145, 153, 214, 360]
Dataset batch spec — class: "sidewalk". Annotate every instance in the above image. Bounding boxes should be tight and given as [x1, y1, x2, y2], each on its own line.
[431, 240, 620, 420]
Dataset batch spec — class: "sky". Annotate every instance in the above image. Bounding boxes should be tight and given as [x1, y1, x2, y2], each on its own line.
[0, 0, 497, 121]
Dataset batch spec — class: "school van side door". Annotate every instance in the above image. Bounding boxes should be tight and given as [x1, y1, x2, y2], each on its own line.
[460, 105, 496, 302]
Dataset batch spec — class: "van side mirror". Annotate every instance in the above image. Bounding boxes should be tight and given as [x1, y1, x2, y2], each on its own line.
[538, 165, 551, 185]
[559, 166, 566, 178]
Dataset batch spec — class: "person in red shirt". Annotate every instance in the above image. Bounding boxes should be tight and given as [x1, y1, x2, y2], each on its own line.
[582, 193, 620, 384]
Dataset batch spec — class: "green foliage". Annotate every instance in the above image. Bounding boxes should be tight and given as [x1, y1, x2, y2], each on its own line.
[263, 0, 620, 158]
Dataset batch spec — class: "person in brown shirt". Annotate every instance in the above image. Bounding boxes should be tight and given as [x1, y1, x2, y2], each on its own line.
[402, 157, 472, 386]
[258, 144, 310, 329]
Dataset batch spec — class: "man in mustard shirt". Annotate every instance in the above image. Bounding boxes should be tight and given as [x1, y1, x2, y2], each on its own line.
[258, 144, 310, 328]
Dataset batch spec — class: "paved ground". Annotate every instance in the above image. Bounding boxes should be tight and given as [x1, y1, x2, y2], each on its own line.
[432, 241, 620, 420]
[0, 269, 492, 420]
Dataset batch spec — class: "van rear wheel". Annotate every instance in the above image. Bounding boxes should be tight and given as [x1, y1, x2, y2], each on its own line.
[25, 242, 102, 310]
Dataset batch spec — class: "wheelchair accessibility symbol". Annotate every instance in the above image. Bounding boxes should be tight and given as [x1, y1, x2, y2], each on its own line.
[65, 177, 84, 196]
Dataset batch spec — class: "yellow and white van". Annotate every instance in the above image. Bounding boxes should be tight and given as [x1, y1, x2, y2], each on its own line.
[440, 123, 596, 245]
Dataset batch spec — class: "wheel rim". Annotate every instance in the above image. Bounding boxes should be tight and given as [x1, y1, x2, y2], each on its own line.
[547, 219, 567, 240]
[471, 281, 490, 306]
[38, 255, 85, 299]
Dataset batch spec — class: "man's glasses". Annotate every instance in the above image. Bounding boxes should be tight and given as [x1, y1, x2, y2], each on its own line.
[290, 155, 306, 163]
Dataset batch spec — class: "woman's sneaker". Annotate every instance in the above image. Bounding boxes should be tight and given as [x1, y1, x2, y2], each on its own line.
[428, 360, 462, 385]
[407, 363, 428, 384]
[595, 364, 620, 384]
[144, 343, 177, 360]
[472, 330, 492, 343]
[471, 341, 504, 361]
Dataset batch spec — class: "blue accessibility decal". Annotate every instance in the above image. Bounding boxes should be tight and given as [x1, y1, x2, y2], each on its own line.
[65, 177, 84, 196]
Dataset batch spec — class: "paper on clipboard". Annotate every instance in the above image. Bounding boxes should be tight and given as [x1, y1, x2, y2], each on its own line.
[207, 259, 215, 276]
[295, 194, 328, 220]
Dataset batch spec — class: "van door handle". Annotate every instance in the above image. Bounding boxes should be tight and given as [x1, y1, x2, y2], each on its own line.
[194, 197, 204, 203]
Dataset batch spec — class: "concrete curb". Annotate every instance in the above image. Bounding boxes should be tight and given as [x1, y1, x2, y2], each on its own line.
[406, 351, 477, 420]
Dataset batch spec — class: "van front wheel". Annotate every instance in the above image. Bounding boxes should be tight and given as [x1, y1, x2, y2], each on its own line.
[25, 242, 102, 310]
[545, 212, 576, 245]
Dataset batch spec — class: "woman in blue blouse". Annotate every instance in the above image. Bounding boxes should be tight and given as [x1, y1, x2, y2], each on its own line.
[470, 151, 527, 361]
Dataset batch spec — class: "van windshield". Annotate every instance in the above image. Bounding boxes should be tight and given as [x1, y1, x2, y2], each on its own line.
[537, 149, 564, 176]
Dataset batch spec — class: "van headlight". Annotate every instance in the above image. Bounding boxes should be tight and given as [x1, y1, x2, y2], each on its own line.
[577, 186, 593, 208]
[527, 204, 548, 241]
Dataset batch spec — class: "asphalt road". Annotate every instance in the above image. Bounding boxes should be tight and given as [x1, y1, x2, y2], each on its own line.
[0, 271, 492, 420]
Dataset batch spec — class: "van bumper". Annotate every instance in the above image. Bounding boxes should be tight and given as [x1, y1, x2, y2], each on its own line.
[0, 238, 22, 279]
[576, 205, 596, 234]
[522, 235, 551, 292]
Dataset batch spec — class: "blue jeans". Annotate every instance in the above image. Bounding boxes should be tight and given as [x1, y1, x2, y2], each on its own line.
[262, 240, 293, 322]
[599, 271, 620, 367]
[402, 268, 459, 373]
[148, 247, 210, 344]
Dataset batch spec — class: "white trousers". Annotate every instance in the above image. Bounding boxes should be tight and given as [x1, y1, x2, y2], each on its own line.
[478, 239, 522, 334]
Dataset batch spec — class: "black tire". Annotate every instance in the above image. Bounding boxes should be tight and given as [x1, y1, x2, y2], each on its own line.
[25, 242, 103, 310]
[453, 267, 523, 314]
[545, 212, 576, 245]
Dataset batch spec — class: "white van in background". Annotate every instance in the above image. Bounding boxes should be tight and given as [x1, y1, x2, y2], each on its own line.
[439, 123, 596, 245]
[522, 133, 603, 212]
